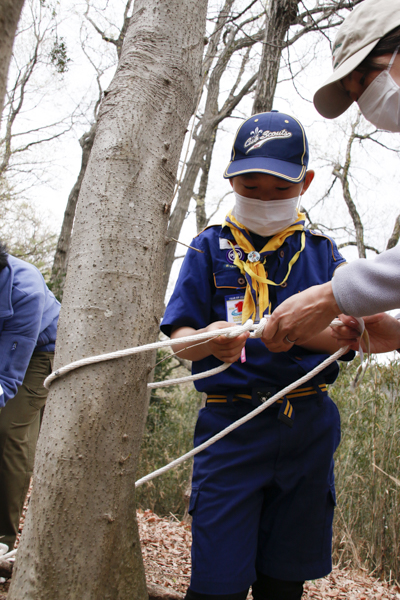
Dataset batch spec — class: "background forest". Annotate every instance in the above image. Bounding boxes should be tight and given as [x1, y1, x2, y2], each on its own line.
[4, 0, 400, 293]
[1, 0, 400, 593]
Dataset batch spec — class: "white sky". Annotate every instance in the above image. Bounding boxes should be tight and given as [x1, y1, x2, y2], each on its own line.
[6, 0, 400, 338]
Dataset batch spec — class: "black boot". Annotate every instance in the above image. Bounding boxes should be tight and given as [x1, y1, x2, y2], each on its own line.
[251, 571, 304, 600]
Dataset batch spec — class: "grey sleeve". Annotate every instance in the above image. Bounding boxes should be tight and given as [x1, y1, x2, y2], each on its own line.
[331, 245, 400, 317]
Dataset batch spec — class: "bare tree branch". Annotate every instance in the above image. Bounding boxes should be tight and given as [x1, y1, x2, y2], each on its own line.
[386, 215, 400, 250]
[338, 240, 380, 254]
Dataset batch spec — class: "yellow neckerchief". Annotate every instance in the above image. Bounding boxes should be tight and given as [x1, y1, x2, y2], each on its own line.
[222, 210, 306, 323]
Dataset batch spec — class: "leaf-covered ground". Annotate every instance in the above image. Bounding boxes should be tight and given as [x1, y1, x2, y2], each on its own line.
[136, 509, 400, 600]
[1, 508, 400, 599]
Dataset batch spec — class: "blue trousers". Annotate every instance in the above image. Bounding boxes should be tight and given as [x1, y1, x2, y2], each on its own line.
[188, 392, 340, 595]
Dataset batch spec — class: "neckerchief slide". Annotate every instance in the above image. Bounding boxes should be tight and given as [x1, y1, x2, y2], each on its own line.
[222, 209, 306, 323]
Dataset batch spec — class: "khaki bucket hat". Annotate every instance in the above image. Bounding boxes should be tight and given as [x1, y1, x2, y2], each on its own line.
[313, 0, 400, 119]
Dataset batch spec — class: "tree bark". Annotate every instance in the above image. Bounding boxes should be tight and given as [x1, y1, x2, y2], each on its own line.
[195, 130, 217, 234]
[252, 0, 299, 115]
[8, 0, 207, 598]
[49, 0, 134, 301]
[50, 123, 97, 299]
[0, 0, 25, 119]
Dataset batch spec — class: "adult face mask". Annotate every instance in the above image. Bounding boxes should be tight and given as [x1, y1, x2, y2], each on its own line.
[358, 47, 400, 132]
[232, 191, 300, 237]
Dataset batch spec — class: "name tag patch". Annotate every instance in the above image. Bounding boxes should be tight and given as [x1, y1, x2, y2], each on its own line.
[225, 294, 245, 323]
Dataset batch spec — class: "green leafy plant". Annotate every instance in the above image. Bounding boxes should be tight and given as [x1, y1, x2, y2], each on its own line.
[135, 349, 201, 517]
[331, 358, 400, 581]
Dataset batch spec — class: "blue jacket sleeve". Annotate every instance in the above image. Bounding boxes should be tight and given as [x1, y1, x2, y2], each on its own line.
[161, 234, 213, 337]
[0, 288, 45, 408]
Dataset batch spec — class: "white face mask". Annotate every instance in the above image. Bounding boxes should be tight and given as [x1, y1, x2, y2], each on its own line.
[232, 191, 300, 237]
[358, 47, 400, 132]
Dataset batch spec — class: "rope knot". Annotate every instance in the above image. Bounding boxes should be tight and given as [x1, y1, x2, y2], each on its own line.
[250, 317, 268, 339]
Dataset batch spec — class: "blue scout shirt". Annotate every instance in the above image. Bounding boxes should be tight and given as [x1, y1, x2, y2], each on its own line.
[0, 255, 60, 408]
[161, 225, 346, 394]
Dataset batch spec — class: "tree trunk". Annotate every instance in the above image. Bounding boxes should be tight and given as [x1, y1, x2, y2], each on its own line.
[333, 113, 366, 259]
[50, 122, 97, 300]
[163, 29, 259, 292]
[8, 0, 207, 598]
[195, 130, 217, 234]
[252, 0, 299, 115]
[50, 0, 133, 301]
[0, 0, 25, 118]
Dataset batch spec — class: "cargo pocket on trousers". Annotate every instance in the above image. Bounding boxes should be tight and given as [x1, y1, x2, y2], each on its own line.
[329, 485, 337, 507]
[189, 486, 200, 516]
[321, 484, 337, 559]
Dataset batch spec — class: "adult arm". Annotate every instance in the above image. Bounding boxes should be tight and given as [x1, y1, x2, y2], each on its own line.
[262, 246, 400, 351]
[299, 330, 343, 354]
[0, 290, 45, 408]
[332, 246, 400, 316]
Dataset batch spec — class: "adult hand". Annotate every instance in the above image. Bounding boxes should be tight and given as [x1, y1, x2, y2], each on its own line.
[261, 282, 340, 352]
[206, 321, 250, 363]
[331, 313, 400, 354]
[328, 315, 362, 351]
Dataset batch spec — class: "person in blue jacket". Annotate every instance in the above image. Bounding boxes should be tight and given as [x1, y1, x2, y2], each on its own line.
[161, 111, 352, 600]
[0, 242, 60, 551]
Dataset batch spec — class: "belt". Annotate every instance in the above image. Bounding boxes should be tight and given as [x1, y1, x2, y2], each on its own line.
[206, 383, 328, 405]
[206, 383, 328, 428]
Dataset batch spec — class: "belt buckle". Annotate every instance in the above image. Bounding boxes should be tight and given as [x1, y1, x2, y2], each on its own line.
[253, 387, 275, 405]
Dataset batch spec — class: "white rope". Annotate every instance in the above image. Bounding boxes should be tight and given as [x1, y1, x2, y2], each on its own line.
[42, 315, 365, 489]
[148, 362, 232, 389]
[44, 318, 265, 390]
[149, 319, 267, 388]
[135, 345, 349, 487]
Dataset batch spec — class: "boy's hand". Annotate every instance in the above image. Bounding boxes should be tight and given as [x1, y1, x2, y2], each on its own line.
[206, 321, 250, 363]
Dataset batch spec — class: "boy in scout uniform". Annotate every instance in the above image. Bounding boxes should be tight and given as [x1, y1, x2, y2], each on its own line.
[161, 111, 350, 600]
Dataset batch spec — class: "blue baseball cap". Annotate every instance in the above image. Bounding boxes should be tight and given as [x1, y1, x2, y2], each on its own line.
[223, 111, 309, 182]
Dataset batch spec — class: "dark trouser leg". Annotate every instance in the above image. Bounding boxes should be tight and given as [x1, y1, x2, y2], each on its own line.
[185, 588, 249, 600]
[252, 571, 304, 600]
[0, 351, 53, 550]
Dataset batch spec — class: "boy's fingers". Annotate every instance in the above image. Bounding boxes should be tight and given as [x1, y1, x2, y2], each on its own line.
[212, 345, 244, 363]
[213, 332, 248, 345]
